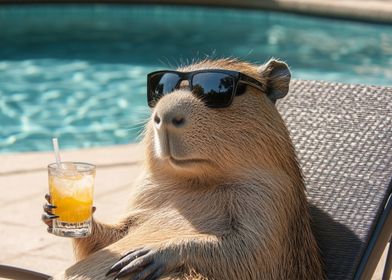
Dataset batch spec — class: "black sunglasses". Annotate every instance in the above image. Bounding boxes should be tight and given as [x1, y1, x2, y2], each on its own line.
[147, 69, 266, 108]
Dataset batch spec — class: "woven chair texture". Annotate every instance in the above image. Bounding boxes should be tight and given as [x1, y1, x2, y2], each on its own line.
[277, 81, 392, 279]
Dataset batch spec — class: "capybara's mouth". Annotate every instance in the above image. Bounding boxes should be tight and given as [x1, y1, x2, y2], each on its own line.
[169, 157, 209, 167]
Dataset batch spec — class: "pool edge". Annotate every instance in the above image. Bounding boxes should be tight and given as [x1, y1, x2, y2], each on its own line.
[0, 0, 391, 24]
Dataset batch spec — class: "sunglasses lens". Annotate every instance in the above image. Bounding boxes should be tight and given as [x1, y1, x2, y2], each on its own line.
[148, 72, 181, 107]
[192, 73, 235, 108]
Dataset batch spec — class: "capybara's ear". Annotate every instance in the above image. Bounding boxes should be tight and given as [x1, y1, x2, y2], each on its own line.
[258, 59, 291, 103]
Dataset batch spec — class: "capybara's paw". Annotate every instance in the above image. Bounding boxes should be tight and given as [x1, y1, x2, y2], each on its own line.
[106, 246, 181, 280]
[41, 193, 58, 232]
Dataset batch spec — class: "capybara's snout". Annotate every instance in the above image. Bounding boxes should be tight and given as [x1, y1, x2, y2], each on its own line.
[153, 101, 187, 131]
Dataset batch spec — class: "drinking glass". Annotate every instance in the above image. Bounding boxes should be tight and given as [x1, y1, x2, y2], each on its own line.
[48, 162, 95, 238]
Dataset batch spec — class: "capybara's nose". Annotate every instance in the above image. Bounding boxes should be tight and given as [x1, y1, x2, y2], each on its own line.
[154, 111, 186, 130]
[154, 114, 161, 126]
[171, 115, 185, 127]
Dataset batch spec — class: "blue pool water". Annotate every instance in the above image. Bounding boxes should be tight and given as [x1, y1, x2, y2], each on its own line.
[0, 5, 391, 153]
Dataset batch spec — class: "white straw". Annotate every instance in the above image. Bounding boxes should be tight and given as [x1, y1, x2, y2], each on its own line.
[52, 138, 62, 169]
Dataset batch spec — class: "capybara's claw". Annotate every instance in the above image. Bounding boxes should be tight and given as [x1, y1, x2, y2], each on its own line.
[43, 203, 56, 214]
[107, 247, 174, 280]
[41, 213, 59, 226]
[45, 193, 51, 203]
[105, 248, 146, 277]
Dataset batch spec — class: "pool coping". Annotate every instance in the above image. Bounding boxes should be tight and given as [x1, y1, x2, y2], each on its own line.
[0, 0, 391, 24]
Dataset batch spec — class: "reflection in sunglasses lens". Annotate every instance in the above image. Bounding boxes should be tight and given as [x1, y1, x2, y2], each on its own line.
[192, 73, 234, 107]
[154, 73, 181, 95]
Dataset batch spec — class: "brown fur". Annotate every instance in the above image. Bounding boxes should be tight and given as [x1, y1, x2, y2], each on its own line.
[54, 58, 324, 279]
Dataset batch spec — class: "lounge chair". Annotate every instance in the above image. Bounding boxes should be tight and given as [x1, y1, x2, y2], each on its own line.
[277, 80, 392, 279]
[1, 80, 391, 279]
[0, 265, 51, 279]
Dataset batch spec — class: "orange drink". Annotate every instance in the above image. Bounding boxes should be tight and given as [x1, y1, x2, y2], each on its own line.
[48, 162, 95, 238]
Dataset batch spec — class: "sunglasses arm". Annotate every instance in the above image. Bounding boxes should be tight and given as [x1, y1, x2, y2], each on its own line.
[238, 75, 266, 93]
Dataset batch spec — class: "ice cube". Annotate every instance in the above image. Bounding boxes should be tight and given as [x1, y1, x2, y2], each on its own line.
[59, 163, 80, 178]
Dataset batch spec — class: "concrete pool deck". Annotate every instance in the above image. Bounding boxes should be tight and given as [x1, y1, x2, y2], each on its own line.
[0, 0, 391, 23]
[0, 144, 390, 279]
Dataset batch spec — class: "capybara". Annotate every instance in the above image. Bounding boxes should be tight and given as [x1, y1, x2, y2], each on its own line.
[43, 58, 324, 280]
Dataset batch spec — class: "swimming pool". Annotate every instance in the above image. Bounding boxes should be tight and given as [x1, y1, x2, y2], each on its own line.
[1, 5, 391, 153]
